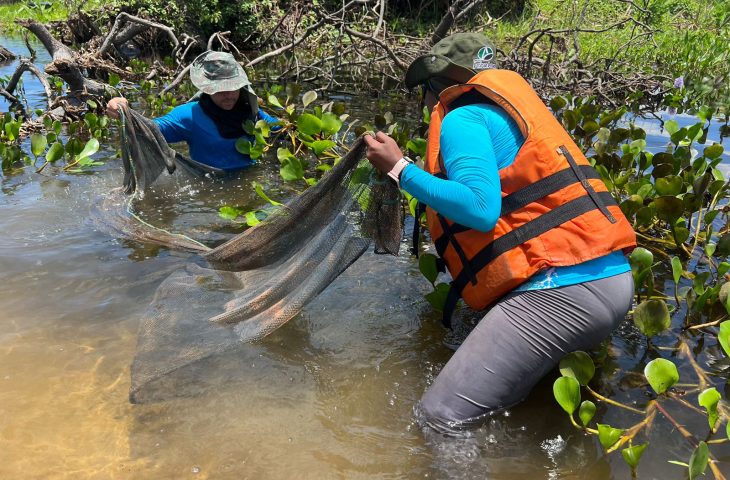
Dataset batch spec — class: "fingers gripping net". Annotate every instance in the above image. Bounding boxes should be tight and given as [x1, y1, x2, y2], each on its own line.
[97, 123, 405, 402]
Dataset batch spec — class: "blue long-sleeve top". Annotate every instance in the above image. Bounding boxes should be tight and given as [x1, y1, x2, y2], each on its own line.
[400, 103, 629, 291]
[153, 102, 279, 171]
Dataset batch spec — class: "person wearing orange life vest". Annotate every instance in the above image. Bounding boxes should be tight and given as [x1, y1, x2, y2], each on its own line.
[364, 33, 636, 433]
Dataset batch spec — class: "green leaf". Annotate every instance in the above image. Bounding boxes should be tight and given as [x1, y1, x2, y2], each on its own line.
[280, 157, 305, 181]
[673, 226, 690, 246]
[597, 424, 624, 450]
[30, 133, 47, 158]
[644, 358, 679, 394]
[718, 262, 730, 278]
[633, 299, 671, 337]
[407, 138, 427, 158]
[559, 351, 595, 385]
[689, 442, 709, 480]
[310, 139, 336, 156]
[297, 113, 322, 136]
[578, 400, 596, 427]
[5, 121, 19, 141]
[320, 112, 342, 136]
[671, 127, 688, 145]
[422, 105, 431, 124]
[655, 175, 683, 195]
[622, 443, 648, 469]
[218, 206, 243, 221]
[425, 283, 451, 311]
[252, 181, 282, 206]
[302, 90, 317, 108]
[718, 320, 730, 357]
[418, 253, 439, 284]
[277, 147, 295, 162]
[267, 94, 283, 109]
[549, 96, 567, 111]
[664, 119, 680, 136]
[687, 123, 703, 142]
[698, 387, 721, 430]
[654, 196, 684, 222]
[671, 256, 683, 285]
[629, 247, 653, 271]
[45, 142, 64, 163]
[552, 376, 581, 415]
[244, 211, 260, 227]
[75, 138, 99, 162]
[704, 143, 724, 159]
[86, 99, 97, 110]
[108, 72, 120, 87]
[235, 138, 252, 155]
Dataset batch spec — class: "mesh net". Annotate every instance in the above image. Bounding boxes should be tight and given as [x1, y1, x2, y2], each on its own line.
[93, 106, 403, 403]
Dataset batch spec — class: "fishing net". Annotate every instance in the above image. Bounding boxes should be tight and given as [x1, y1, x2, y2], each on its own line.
[93, 105, 404, 403]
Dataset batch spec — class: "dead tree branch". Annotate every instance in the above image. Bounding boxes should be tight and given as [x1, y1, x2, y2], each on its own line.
[431, 0, 485, 45]
[246, 18, 326, 68]
[99, 12, 180, 58]
[16, 19, 113, 97]
[0, 45, 15, 62]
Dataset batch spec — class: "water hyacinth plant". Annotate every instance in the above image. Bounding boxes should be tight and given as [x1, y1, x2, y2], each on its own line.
[547, 94, 730, 477]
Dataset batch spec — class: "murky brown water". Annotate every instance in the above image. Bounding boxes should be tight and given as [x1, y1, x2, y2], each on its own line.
[2, 36, 730, 480]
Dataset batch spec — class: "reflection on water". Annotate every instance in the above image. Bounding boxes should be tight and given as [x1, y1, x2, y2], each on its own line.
[2, 38, 730, 480]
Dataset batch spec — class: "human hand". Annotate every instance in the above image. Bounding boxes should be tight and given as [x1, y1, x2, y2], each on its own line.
[106, 97, 129, 120]
[364, 131, 403, 174]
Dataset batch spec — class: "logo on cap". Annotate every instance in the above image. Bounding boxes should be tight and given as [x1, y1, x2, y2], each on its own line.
[473, 46, 496, 70]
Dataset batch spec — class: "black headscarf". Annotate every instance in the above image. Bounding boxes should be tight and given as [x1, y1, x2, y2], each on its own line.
[198, 89, 255, 139]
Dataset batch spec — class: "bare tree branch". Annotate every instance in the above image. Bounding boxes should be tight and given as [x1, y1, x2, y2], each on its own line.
[99, 13, 179, 57]
[246, 18, 326, 68]
[0, 45, 16, 62]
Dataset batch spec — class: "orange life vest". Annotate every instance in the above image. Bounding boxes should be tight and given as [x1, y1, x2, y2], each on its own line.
[424, 69, 636, 314]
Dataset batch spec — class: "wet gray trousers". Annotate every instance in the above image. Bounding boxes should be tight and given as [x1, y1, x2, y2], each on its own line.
[419, 271, 634, 433]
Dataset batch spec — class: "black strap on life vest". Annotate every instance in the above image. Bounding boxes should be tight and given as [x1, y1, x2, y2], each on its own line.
[451, 190, 618, 294]
[429, 145, 618, 329]
[558, 145, 617, 224]
[432, 164, 603, 254]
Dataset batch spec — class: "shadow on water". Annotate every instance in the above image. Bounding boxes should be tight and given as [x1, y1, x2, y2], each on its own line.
[2, 35, 730, 479]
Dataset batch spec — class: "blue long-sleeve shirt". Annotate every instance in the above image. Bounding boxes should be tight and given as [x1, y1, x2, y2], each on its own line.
[400, 103, 629, 291]
[153, 102, 279, 171]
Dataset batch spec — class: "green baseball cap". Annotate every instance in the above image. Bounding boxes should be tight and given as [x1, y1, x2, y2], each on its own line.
[189, 50, 256, 96]
[405, 32, 498, 89]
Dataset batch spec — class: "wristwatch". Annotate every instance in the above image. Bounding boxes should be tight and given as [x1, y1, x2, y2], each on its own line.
[387, 157, 413, 187]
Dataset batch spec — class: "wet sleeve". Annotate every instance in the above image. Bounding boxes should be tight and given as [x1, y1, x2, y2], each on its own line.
[153, 106, 190, 144]
[399, 108, 502, 232]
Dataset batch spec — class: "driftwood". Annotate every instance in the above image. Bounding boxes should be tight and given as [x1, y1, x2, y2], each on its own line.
[16, 18, 113, 97]
[5, 58, 53, 109]
[0, 44, 15, 62]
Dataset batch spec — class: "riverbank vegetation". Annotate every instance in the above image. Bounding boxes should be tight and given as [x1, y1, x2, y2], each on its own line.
[2, 0, 728, 110]
[2, 0, 730, 476]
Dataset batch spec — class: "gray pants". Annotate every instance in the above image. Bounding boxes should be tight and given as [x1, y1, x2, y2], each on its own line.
[418, 271, 634, 433]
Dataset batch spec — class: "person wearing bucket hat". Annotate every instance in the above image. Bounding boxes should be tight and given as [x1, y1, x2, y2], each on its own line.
[107, 51, 279, 172]
[365, 33, 636, 433]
